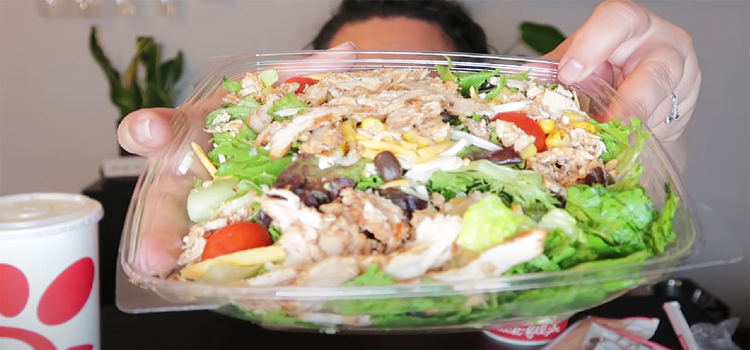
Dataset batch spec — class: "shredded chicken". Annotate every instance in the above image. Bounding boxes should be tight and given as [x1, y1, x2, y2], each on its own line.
[464, 119, 491, 140]
[495, 119, 536, 152]
[527, 147, 604, 187]
[298, 121, 346, 155]
[429, 228, 547, 282]
[321, 188, 408, 253]
[381, 213, 462, 280]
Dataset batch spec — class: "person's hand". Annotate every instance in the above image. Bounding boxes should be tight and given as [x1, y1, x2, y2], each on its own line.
[543, 0, 701, 148]
[127, 44, 358, 277]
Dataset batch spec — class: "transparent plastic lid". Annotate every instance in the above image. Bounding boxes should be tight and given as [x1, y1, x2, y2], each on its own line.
[0, 193, 103, 239]
[117, 51, 744, 320]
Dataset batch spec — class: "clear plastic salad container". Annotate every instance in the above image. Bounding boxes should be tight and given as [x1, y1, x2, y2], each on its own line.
[119, 51, 733, 333]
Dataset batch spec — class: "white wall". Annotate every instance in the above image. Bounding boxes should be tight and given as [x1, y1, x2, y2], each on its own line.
[1, 0, 748, 324]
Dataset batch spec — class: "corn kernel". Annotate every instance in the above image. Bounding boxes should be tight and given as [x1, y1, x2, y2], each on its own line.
[402, 130, 431, 148]
[546, 130, 572, 148]
[361, 117, 386, 133]
[519, 143, 538, 160]
[340, 120, 357, 143]
[563, 112, 587, 123]
[538, 119, 556, 134]
[572, 122, 597, 134]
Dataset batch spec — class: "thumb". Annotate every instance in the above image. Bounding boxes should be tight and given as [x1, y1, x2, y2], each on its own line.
[117, 108, 175, 157]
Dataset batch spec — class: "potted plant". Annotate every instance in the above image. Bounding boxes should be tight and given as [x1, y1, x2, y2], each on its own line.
[506, 21, 567, 56]
[88, 26, 185, 156]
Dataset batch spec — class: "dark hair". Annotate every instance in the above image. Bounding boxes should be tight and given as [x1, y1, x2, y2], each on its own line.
[309, 0, 491, 54]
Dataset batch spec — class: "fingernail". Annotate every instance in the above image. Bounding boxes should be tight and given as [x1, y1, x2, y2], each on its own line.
[134, 118, 154, 145]
[332, 41, 356, 50]
[558, 59, 584, 85]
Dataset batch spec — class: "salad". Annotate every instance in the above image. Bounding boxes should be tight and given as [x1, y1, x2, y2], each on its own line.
[175, 60, 679, 329]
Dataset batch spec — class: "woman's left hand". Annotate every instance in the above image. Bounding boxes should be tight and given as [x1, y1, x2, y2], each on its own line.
[543, 0, 701, 144]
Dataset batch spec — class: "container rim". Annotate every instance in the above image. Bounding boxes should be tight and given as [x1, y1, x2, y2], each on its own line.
[120, 50, 705, 301]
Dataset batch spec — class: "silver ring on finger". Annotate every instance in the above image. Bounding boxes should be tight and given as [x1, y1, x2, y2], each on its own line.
[666, 92, 681, 124]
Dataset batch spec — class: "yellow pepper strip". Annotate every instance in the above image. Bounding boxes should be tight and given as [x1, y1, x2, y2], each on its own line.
[302, 73, 330, 80]
[380, 179, 410, 189]
[538, 119, 556, 134]
[398, 140, 419, 151]
[179, 245, 286, 280]
[361, 150, 380, 160]
[402, 130, 431, 148]
[546, 130, 572, 148]
[340, 120, 357, 143]
[417, 141, 454, 159]
[191, 142, 217, 178]
[359, 140, 419, 159]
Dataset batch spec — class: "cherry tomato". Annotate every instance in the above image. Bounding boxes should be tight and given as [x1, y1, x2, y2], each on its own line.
[492, 112, 547, 152]
[202, 222, 273, 261]
[284, 77, 318, 94]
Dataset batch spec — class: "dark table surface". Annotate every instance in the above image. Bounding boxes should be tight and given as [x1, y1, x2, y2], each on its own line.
[102, 295, 744, 350]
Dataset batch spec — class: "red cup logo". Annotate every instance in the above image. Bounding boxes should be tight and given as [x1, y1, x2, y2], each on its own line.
[0, 258, 95, 350]
[488, 320, 569, 341]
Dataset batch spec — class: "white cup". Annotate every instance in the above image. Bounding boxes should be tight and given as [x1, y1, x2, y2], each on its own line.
[0, 193, 103, 350]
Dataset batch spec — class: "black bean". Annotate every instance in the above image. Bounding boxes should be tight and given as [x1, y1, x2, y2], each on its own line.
[440, 111, 455, 123]
[583, 167, 615, 186]
[374, 151, 402, 182]
[479, 82, 495, 91]
[257, 211, 273, 230]
[377, 188, 428, 219]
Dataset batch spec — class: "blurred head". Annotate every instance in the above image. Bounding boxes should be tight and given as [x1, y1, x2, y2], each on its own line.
[310, 0, 491, 54]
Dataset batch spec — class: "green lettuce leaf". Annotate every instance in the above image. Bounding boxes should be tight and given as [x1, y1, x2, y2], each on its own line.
[222, 76, 241, 93]
[205, 104, 259, 127]
[429, 160, 558, 210]
[267, 93, 308, 121]
[258, 69, 279, 88]
[595, 118, 651, 174]
[208, 124, 291, 192]
[565, 183, 657, 256]
[457, 196, 537, 253]
[645, 184, 679, 254]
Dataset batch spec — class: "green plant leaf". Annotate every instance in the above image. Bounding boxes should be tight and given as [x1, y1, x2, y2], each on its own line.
[519, 21, 567, 55]
[139, 38, 169, 108]
[88, 26, 133, 117]
[160, 50, 185, 102]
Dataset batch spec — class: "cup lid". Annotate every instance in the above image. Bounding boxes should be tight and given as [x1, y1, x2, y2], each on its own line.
[0, 193, 104, 239]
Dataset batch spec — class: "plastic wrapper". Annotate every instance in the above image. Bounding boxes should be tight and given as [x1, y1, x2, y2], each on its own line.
[691, 318, 743, 350]
[541, 316, 670, 350]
